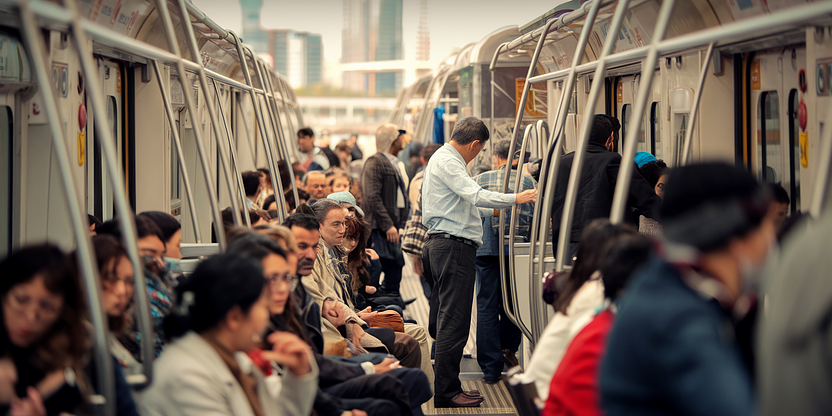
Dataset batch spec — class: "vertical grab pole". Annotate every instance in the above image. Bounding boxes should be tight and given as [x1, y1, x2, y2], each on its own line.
[227, 32, 283, 220]
[498, 124, 536, 342]
[258, 60, 300, 209]
[611, 0, 676, 225]
[245, 46, 289, 222]
[211, 79, 251, 227]
[557, 0, 637, 271]
[150, 60, 203, 242]
[536, 120, 548, 160]
[680, 43, 715, 166]
[17, 2, 116, 410]
[151, 0, 229, 249]
[529, 0, 601, 338]
[172, 0, 246, 228]
[64, 0, 158, 392]
[810, 98, 832, 218]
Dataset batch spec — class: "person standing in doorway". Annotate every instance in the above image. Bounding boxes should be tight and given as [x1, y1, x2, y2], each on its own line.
[421, 117, 537, 408]
[298, 127, 331, 172]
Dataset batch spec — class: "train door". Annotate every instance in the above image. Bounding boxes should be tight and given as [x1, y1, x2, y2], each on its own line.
[86, 58, 124, 222]
[615, 72, 661, 159]
[0, 91, 14, 257]
[750, 47, 805, 212]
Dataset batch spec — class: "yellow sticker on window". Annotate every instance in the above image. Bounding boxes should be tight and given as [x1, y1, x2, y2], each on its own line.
[800, 132, 808, 168]
[78, 132, 85, 166]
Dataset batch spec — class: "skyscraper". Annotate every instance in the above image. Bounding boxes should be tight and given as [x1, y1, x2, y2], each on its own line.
[239, 0, 267, 53]
[268, 30, 323, 87]
[341, 0, 404, 96]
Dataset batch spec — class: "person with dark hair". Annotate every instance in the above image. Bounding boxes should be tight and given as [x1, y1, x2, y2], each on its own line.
[361, 124, 411, 298]
[342, 215, 380, 307]
[550, 114, 661, 258]
[242, 171, 263, 210]
[600, 162, 776, 416]
[524, 220, 635, 400]
[0, 244, 90, 415]
[472, 139, 537, 383]
[262, 194, 277, 211]
[298, 127, 332, 172]
[139, 252, 317, 416]
[769, 182, 790, 229]
[88, 214, 102, 235]
[335, 140, 352, 172]
[543, 235, 652, 416]
[635, 160, 670, 237]
[348, 134, 363, 162]
[139, 211, 182, 259]
[401, 143, 442, 296]
[421, 116, 537, 407]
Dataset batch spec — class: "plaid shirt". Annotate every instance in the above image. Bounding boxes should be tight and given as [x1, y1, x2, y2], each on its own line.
[474, 167, 537, 241]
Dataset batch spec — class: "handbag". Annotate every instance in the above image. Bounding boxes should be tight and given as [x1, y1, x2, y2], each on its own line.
[367, 310, 406, 333]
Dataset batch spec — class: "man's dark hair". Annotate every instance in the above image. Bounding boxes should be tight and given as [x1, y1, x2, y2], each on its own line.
[242, 171, 262, 197]
[297, 127, 314, 138]
[422, 143, 442, 164]
[262, 194, 276, 210]
[97, 216, 165, 245]
[601, 235, 652, 302]
[589, 114, 620, 147]
[770, 183, 790, 205]
[637, 160, 669, 188]
[451, 117, 489, 145]
[138, 211, 181, 242]
[88, 214, 102, 229]
[283, 213, 320, 232]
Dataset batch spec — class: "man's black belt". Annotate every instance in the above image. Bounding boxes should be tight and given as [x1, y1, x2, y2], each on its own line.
[429, 233, 478, 248]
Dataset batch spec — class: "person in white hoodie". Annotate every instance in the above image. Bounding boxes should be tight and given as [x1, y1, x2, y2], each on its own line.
[139, 250, 318, 416]
[523, 220, 636, 400]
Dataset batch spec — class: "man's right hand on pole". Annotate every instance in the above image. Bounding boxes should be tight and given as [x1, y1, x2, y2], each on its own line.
[516, 189, 538, 204]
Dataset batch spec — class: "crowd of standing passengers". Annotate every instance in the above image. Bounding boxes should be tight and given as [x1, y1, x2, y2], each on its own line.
[0, 116, 827, 416]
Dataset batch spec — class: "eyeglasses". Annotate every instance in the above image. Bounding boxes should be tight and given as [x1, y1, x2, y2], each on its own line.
[4, 292, 61, 321]
[103, 274, 135, 289]
[266, 274, 298, 288]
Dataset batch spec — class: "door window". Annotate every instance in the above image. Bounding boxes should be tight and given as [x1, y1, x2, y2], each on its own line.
[757, 91, 781, 184]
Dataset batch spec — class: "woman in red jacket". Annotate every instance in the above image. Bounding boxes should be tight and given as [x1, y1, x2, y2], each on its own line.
[543, 235, 652, 416]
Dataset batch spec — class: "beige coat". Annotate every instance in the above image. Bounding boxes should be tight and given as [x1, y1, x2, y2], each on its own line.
[138, 332, 317, 416]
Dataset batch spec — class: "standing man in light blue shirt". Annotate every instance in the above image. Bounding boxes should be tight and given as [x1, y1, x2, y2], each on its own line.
[421, 117, 537, 408]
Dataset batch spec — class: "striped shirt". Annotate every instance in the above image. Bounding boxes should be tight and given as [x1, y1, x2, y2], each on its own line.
[421, 144, 516, 246]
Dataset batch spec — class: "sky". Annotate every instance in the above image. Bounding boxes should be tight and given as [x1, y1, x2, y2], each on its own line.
[191, 0, 569, 67]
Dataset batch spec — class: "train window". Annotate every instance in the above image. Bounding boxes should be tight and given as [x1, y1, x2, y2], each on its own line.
[757, 91, 782, 184]
[170, 120, 181, 201]
[788, 89, 800, 212]
[651, 102, 661, 160]
[673, 114, 688, 166]
[0, 106, 11, 256]
[621, 104, 646, 153]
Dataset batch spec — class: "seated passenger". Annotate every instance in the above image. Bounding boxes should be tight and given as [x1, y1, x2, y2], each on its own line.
[139, 252, 317, 416]
[473, 139, 536, 382]
[524, 220, 635, 399]
[229, 232, 431, 416]
[0, 244, 89, 414]
[636, 160, 669, 237]
[600, 162, 775, 416]
[543, 235, 652, 416]
[138, 211, 183, 259]
[98, 216, 176, 361]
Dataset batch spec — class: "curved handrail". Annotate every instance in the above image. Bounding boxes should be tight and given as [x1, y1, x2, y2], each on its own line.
[18, 1, 116, 409]
[680, 43, 715, 166]
[499, 124, 536, 342]
[150, 61, 203, 243]
[556, 0, 638, 271]
[151, 0, 228, 250]
[488, 42, 510, 187]
[173, 0, 245, 229]
[535, 120, 549, 161]
[610, 0, 676, 225]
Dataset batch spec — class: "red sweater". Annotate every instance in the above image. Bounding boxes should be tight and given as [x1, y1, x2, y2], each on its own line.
[543, 309, 614, 416]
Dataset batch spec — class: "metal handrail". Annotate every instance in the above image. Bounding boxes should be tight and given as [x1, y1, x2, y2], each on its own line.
[64, 0, 158, 394]
[247, 47, 289, 222]
[498, 124, 536, 342]
[528, 2, 832, 86]
[228, 32, 283, 217]
[259, 60, 300, 212]
[810, 100, 832, 218]
[535, 120, 548, 160]
[150, 60, 203, 243]
[151, 0, 228, 250]
[680, 43, 715, 166]
[556, 0, 636, 271]
[610, 0, 676, 225]
[17, 1, 116, 410]
[211, 79, 252, 227]
[173, 0, 245, 228]
[489, 42, 510, 163]
[522, 0, 603, 341]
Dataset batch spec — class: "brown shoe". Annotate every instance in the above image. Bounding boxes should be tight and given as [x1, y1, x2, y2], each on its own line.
[434, 393, 484, 408]
[503, 349, 519, 368]
[462, 390, 482, 399]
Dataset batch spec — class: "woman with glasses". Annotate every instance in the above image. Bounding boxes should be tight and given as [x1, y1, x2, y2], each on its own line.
[0, 244, 90, 415]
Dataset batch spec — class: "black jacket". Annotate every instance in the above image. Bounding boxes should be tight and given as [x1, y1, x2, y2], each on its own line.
[361, 153, 409, 231]
[551, 143, 661, 244]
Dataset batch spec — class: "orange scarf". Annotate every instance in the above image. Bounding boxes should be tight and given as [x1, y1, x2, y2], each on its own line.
[202, 335, 266, 416]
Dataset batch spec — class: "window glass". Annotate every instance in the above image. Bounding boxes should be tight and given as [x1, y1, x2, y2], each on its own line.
[621, 104, 646, 153]
[171, 120, 181, 201]
[651, 102, 661, 160]
[757, 91, 781, 184]
[0, 106, 11, 256]
[674, 114, 688, 166]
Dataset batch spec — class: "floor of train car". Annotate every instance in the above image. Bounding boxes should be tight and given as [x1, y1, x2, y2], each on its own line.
[399, 256, 519, 416]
